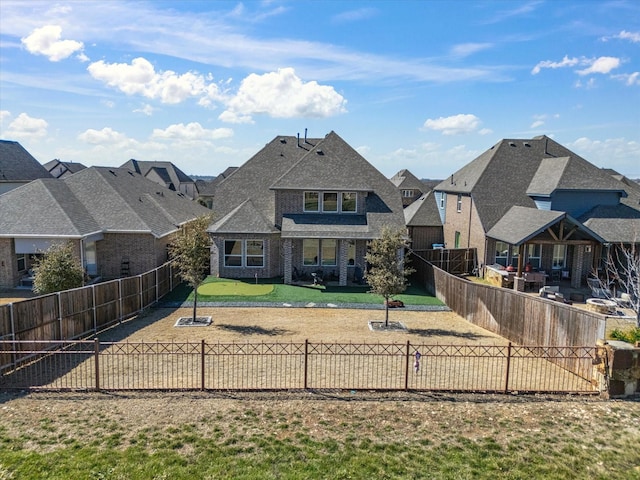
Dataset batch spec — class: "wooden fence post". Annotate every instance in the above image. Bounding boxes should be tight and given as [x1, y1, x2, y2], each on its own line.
[94, 338, 100, 392]
[57, 292, 63, 340]
[118, 279, 123, 324]
[504, 342, 512, 394]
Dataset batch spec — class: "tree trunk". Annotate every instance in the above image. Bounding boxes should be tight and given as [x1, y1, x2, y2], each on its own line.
[192, 284, 198, 322]
[384, 296, 389, 327]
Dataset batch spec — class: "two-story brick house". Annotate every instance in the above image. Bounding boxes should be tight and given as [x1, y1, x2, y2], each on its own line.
[208, 131, 405, 285]
[433, 135, 640, 288]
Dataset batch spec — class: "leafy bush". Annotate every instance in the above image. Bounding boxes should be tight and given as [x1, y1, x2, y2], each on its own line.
[609, 327, 640, 344]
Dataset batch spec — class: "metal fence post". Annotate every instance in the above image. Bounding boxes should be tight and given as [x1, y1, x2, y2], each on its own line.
[201, 339, 206, 391]
[405, 341, 410, 391]
[504, 342, 512, 394]
[92, 285, 97, 334]
[304, 339, 309, 389]
[57, 292, 63, 340]
[94, 338, 100, 392]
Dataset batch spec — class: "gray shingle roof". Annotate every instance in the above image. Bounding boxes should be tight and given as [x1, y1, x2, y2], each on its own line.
[390, 169, 426, 191]
[579, 204, 640, 243]
[209, 131, 404, 238]
[0, 140, 52, 182]
[210, 200, 278, 234]
[433, 135, 627, 232]
[121, 159, 194, 187]
[0, 167, 210, 239]
[486, 206, 604, 245]
[404, 191, 442, 227]
[281, 214, 369, 238]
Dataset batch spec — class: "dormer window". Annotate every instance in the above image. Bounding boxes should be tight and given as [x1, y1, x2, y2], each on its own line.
[402, 189, 414, 198]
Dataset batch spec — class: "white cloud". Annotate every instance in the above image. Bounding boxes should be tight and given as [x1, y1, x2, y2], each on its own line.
[3, 113, 48, 139]
[332, 8, 377, 24]
[78, 127, 131, 146]
[21, 25, 84, 62]
[219, 68, 347, 123]
[0, 110, 11, 126]
[568, 137, 640, 176]
[450, 43, 493, 58]
[532, 55, 621, 76]
[574, 78, 597, 89]
[151, 122, 233, 141]
[611, 72, 640, 86]
[576, 57, 620, 76]
[602, 30, 640, 43]
[134, 104, 155, 116]
[87, 57, 223, 105]
[422, 114, 481, 135]
[531, 55, 579, 75]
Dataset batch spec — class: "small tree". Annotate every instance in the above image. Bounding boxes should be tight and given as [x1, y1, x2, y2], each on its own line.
[168, 214, 213, 322]
[365, 226, 415, 327]
[597, 243, 640, 327]
[32, 242, 85, 295]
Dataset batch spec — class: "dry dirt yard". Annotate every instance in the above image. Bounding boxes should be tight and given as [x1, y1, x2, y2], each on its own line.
[97, 306, 509, 345]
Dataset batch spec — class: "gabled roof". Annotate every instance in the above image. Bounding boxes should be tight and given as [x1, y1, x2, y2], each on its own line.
[0, 179, 100, 237]
[486, 206, 604, 245]
[390, 169, 425, 191]
[210, 200, 278, 234]
[433, 135, 626, 232]
[527, 157, 627, 197]
[209, 131, 404, 237]
[43, 159, 87, 178]
[404, 191, 442, 227]
[0, 167, 209, 239]
[0, 140, 52, 182]
[120, 159, 194, 186]
[579, 204, 640, 244]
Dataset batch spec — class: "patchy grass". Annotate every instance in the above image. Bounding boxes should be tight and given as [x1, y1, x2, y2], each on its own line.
[166, 276, 443, 306]
[0, 392, 638, 479]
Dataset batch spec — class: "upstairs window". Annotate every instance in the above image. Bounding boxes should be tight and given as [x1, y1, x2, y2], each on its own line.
[402, 189, 414, 198]
[457, 194, 462, 212]
[341, 192, 357, 212]
[323, 192, 338, 212]
[304, 192, 319, 212]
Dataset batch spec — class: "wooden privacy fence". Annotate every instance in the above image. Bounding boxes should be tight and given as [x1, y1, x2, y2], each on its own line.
[0, 262, 178, 371]
[410, 252, 606, 377]
[411, 248, 476, 275]
[0, 339, 601, 394]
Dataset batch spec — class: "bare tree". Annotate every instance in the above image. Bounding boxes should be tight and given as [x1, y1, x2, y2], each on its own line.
[596, 243, 639, 327]
[365, 226, 414, 327]
[168, 215, 213, 322]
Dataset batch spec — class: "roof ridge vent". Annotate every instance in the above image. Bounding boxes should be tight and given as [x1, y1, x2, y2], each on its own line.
[316, 149, 324, 155]
[523, 142, 531, 147]
[509, 142, 516, 147]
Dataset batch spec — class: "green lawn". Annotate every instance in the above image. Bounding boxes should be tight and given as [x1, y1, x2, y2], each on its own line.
[166, 276, 443, 306]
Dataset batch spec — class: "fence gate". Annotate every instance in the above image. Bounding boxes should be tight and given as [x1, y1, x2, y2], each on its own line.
[410, 248, 476, 275]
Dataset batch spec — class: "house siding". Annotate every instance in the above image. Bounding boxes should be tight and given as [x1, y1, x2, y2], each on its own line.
[407, 226, 444, 250]
[442, 194, 486, 263]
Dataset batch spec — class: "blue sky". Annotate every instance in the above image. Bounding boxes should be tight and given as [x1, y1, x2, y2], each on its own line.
[1, 0, 639, 179]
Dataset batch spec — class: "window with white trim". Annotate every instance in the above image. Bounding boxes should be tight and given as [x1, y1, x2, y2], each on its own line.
[402, 189, 414, 198]
[552, 244, 566, 269]
[321, 239, 337, 266]
[224, 240, 264, 267]
[303, 239, 319, 266]
[304, 191, 358, 213]
[341, 192, 357, 212]
[457, 194, 462, 212]
[495, 241, 509, 266]
[303, 239, 337, 266]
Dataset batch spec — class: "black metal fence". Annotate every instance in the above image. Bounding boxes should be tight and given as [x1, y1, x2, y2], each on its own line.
[0, 340, 601, 394]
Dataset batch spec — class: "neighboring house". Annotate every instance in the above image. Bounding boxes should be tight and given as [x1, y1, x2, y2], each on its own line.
[195, 167, 238, 209]
[120, 159, 197, 200]
[208, 131, 405, 285]
[0, 140, 52, 194]
[43, 159, 87, 178]
[404, 191, 444, 250]
[433, 135, 640, 289]
[390, 169, 426, 207]
[0, 167, 210, 288]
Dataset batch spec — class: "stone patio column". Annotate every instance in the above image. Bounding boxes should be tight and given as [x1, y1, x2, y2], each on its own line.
[339, 239, 348, 286]
[283, 238, 292, 284]
[572, 245, 585, 289]
[513, 276, 525, 292]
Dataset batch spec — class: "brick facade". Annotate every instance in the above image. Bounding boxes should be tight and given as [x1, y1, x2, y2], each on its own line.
[211, 233, 281, 279]
[442, 194, 486, 263]
[96, 233, 172, 279]
[0, 238, 17, 289]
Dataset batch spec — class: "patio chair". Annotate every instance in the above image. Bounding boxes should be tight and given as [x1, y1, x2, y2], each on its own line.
[587, 278, 611, 299]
